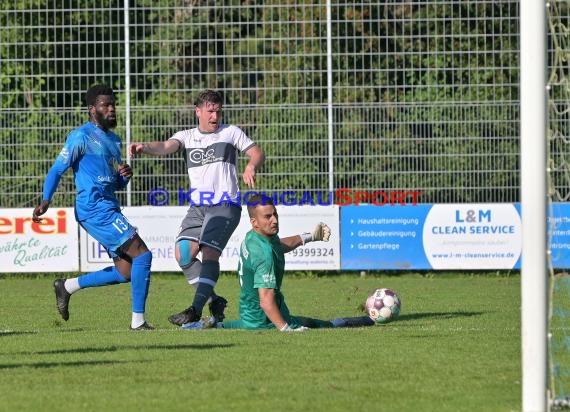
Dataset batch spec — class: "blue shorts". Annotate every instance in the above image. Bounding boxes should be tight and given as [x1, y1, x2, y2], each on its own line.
[79, 209, 137, 259]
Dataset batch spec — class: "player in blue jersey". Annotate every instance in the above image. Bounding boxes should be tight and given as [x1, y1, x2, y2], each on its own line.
[32, 84, 154, 331]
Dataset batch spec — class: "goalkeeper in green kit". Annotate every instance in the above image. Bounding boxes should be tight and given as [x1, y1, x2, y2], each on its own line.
[181, 194, 374, 331]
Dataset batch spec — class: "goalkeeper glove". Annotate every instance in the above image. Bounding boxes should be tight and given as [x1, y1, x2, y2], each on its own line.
[300, 222, 331, 244]
[279, 323, 309, 332]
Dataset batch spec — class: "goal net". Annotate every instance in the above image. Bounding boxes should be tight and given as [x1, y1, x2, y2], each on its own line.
[548, 1, 570, 409]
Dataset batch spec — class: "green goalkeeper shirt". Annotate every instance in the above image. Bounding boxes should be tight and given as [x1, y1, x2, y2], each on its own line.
[235, 229, 293, 329]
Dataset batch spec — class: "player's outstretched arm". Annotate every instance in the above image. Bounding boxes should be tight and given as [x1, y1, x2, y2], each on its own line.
[280, 222, 331, 253]
[33, 156, 71, 223]
[258, 287, 307, 332]
[258, 287, 288, 329]
[129, 140, 181, 157]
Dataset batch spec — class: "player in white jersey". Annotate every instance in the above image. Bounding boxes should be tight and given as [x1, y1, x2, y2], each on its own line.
[130, 89, 265, 326]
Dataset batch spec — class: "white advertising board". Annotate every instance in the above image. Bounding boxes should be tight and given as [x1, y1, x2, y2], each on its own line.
[80, 205, 340, 272]
[422, 203, 522, 269]
[0, 208, 79, 272]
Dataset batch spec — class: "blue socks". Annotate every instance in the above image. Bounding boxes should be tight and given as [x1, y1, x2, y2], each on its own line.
[78, 266, 128, 288]
[130, 251, 152, 313]
[74, 252, 153, 326]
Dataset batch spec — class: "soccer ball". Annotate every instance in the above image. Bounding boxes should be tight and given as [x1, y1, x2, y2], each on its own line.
[365, 288, 401, 324]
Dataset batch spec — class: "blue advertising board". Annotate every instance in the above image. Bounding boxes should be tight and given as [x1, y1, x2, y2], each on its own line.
[341, 205, 431, 269]
[549, 202, 570, 269]
[341, 203, 526, 270]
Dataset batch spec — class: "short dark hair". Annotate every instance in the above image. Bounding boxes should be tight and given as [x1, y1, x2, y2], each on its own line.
[194, 89, 223, 107]
[86, 84, 115, 106]
[247, 194, 275, 217]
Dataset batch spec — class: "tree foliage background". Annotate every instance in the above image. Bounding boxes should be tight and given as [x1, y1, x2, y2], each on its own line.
[0, 1, 530, 208]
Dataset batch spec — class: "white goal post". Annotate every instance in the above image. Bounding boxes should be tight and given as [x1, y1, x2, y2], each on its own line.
[520, 1, 548, 411]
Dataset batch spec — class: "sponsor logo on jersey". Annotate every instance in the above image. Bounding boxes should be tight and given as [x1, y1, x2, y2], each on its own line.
[97, 175, 116, 182]
[88, 136, 102, 147]
[58, 147, 70, 162]
[188, 148, 223, 166]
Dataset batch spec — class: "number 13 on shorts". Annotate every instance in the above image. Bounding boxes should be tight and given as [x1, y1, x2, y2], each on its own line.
[112, 216, 131, 234]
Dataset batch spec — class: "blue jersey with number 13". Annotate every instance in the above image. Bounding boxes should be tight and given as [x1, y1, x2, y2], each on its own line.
[42, 121, 129, 222]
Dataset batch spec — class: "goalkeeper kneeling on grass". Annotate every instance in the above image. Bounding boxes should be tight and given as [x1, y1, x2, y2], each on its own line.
[181, 193, 374, 331]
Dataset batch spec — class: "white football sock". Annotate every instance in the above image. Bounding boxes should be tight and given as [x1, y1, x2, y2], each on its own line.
[131, 312, 145, 328]
[64, 278, 80, 294]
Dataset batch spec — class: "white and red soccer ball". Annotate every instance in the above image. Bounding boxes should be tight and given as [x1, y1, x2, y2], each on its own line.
[365, 288, 401, 324]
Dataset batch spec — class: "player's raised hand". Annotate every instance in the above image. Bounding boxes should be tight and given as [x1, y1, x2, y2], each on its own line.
[129, 141, 181, 157]
[128, 143, 145, 158]
[311, 222, 331, 242]
[32, 200, 50, 223]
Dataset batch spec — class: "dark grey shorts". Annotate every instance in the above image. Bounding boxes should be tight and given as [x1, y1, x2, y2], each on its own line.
[176, 203, 242, 252]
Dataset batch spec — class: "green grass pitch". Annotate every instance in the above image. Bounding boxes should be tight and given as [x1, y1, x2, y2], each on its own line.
[0, 272, 520, 412]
